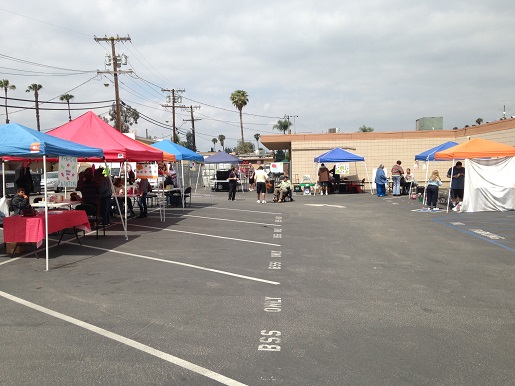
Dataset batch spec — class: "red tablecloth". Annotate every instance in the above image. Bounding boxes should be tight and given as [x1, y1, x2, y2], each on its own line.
[3, 210, 91, 245]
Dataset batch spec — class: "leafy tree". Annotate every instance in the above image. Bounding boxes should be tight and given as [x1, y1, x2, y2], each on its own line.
[230, 90, 249, 144]
[59, 93, 74, 121]
[358, 125, 374, 132]
[218, 134, 226, 151]
[0, 79, 16, 124]
[26, 83, 43, 131]
[254, 133, 260, 151]
[475, 118, 483, 125]
[103, 103, 140, 133]
[273, 119, 291, 134]
[274, 149, 285, 161]
[212, 137, 218, 150]
[235, 141, 254, 154]
[224, 147, 234, 153]
[184, 131, 194, 150]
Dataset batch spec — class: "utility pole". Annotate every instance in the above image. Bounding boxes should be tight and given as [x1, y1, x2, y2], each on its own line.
[183, 105, 201, 151]
[161, 88, 185, 143]
[95, 35, 132, 132]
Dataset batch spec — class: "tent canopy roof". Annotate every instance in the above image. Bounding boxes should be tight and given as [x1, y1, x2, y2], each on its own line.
[314, 148, 365, 163]
[151, 140, 204, 162]
[203, 152, 241, 164]
[415, 141, 458, 161]
[0, 122, 104, 159]
[47, 111, 163, 162]
[137, 141, 176, 162]
[434, 138, 515, 160]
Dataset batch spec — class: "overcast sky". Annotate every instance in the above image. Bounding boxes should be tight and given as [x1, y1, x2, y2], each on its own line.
[1, 1, 514, 151]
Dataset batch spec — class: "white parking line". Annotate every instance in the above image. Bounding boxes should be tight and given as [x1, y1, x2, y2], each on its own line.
[76, 244, 280, 285]
[0, 257, 20, 265]
[133, 224, 281, 246]
[0, 291, 247, 386]
[167, 214, 280, 227]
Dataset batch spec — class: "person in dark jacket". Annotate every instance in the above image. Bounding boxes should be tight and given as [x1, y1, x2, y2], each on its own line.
[11, 187, 30, 215]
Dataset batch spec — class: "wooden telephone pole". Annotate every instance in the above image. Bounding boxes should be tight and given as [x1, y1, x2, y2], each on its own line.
[161, 89, 185, 143]
[95, 35, 132, 132]
[183, 105, 201, 151]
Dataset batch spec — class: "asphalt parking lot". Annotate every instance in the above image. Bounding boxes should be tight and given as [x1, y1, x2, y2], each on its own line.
[1, 190, 514, 385]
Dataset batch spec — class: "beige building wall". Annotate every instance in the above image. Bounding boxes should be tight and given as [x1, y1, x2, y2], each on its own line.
[261, 118, 515, 185]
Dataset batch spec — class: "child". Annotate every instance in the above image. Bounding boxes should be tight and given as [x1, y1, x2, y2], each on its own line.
[11, 187, 31, 215]
[426, 170, 443, 211]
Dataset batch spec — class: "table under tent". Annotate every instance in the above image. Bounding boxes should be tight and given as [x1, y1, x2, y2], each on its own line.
[313, 148, 371, 194]
[46, 111, 165, 229]
[434, 138, 515, 212]
[0, 122, 105, 270]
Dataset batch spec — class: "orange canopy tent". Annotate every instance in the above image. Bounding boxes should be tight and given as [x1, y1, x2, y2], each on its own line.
[434, 138, 515, 159]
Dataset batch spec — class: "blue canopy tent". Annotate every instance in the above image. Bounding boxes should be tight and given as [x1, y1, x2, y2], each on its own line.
[203, 152, 241, 164]
[313, 148, 372, 194]
[414, 141, 458, 206]
[0, 122, 105, 270]
[151, 140, 204, 162]
[415, 141, 458, 161]
[203, 152, 243, 193]
[151, 140, 204, 198]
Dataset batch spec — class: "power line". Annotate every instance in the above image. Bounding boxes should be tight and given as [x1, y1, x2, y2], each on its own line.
[0, 96, 114, 104]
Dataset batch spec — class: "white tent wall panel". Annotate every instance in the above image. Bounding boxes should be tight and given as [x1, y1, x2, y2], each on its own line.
[463, 157, 515, 212]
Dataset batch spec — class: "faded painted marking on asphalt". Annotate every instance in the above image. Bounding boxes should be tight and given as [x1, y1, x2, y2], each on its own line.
[305, 204, 346, 208]
[76, 244, 280, 285]
[0, 291, 247, 386]
[434, 218, 515, 253]
[208, 207, 282, 215]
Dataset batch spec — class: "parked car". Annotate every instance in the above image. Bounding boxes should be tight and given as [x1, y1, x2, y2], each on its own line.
[40, 171, 62, 193]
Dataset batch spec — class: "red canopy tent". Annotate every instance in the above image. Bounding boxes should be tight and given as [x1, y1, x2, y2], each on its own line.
[47, 111, 166, 235]
[47, 111, 163, 162]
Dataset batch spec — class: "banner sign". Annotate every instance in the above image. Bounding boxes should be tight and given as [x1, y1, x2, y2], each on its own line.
[58, 156, 78, 188]
[136, 163, 158, 179]
[335, 164, 350, 175]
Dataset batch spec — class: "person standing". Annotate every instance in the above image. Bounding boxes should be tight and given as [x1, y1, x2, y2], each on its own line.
[254, 166, 269, 203]
[137, 177, 151, 218]
[227, 166, 238, 201]
[318, 163, 330, 195]
[426, 170, 443, 211]
[447, 161, 465, 208]
[374, 164, 388, 197]
[248, 165, 255, 191]
[391, 160, 404, 196]
[95, 167, 112, 225]
[14, 161, 34, 197]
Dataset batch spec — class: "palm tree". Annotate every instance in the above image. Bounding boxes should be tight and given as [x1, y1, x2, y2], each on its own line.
[212, 137, 218, 151]
[230, 90, 249, 144]
[254, 133, 260, 151]
[273, 119, 291, 134]
[60, 93, 74, 121]
[0, 79, 16, 124]
[475, 118, 483, 125]
[26, 83, 43, 131]
[218, 134, 226, 151]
